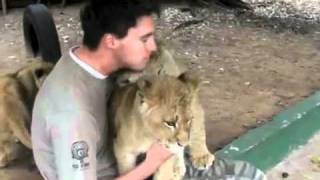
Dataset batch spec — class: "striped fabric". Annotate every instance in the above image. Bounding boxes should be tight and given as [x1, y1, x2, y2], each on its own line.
[184, 156, 267, 180]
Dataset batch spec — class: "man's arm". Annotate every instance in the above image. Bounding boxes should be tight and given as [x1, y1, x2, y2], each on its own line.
[50, 111, 99, 180]
[115, 143, 173, 180]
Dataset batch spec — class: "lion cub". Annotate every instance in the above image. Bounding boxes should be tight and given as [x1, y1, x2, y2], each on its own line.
[114, 42, 215, 172]
[0, 60, 53, 167]
[110, 72, 201, 179]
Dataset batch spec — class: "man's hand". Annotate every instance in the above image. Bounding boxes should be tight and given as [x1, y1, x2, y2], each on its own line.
[115, 143, 173, 180]
[145, 143, 173, 167]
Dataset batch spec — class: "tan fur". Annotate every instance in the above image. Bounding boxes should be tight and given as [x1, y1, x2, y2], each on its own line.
[110, 73, 199, 179]
[115, 42, 215, 173]
[111, 73, 212, 179]
[0, 60, 53, 168]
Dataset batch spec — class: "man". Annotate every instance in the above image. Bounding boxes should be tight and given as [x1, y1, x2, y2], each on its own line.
[31, 0, 266, 180]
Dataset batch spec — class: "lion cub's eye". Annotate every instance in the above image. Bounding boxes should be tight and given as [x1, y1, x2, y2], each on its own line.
[164, 121, 176, 128]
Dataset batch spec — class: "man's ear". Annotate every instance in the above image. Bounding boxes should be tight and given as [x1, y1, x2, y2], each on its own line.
[102, 34, 120, 49]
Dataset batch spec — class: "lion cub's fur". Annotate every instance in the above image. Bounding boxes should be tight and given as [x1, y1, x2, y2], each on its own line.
[0, 60, 53, 167]
[114, 42, 215, 175]
[110, 73, 199, 179]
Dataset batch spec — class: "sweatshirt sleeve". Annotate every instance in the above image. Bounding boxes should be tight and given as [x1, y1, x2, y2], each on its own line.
[49, 110, 99, 180]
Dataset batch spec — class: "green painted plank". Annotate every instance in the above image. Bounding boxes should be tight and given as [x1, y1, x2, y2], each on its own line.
[216, 91, 320, 171]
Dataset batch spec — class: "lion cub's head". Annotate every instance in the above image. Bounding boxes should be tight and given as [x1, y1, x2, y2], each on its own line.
[135, 72, 199, 152]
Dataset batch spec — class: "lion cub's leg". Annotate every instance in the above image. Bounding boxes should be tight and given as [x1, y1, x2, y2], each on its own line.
[0, 140, 28, 168]
[189, 99, 215, 169]
[154, 150, 185, 180]
[0, 141, 31, 168]
[5, 98, 32, 149]
[114, 143, 138, 174]
[0, 146, 9, 168]
[8, 114, 32, 149]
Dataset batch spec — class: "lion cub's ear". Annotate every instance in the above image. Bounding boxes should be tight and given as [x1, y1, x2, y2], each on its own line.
[34, 68, 45, 79]
[137, 76, 153, 91]
[178, 71, 200, 92]
[32, 68, 46, 87]
[31, 62, 53, 88]
[136, 76, 153, 114]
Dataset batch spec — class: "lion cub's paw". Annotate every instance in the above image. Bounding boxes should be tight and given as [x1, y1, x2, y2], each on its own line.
[191, 153, 215, 170]
[0, 153, 8, 168]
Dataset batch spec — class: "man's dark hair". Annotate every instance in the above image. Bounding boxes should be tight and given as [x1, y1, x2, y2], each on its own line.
[80, 0, 160, 50]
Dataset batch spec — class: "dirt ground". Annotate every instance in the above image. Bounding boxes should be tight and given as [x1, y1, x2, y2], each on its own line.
[1, 2, 320, 179]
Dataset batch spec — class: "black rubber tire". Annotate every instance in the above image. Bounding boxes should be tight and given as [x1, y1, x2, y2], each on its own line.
[23, 4, 61, 63]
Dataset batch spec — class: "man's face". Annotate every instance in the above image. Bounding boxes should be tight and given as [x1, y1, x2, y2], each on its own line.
[116, 15, 157, 71]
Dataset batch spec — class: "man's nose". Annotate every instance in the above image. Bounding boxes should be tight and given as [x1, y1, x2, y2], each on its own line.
[148, 38, 157, 53]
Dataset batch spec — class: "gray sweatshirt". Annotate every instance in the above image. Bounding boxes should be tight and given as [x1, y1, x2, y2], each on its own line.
[31, 48, 117, 180]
